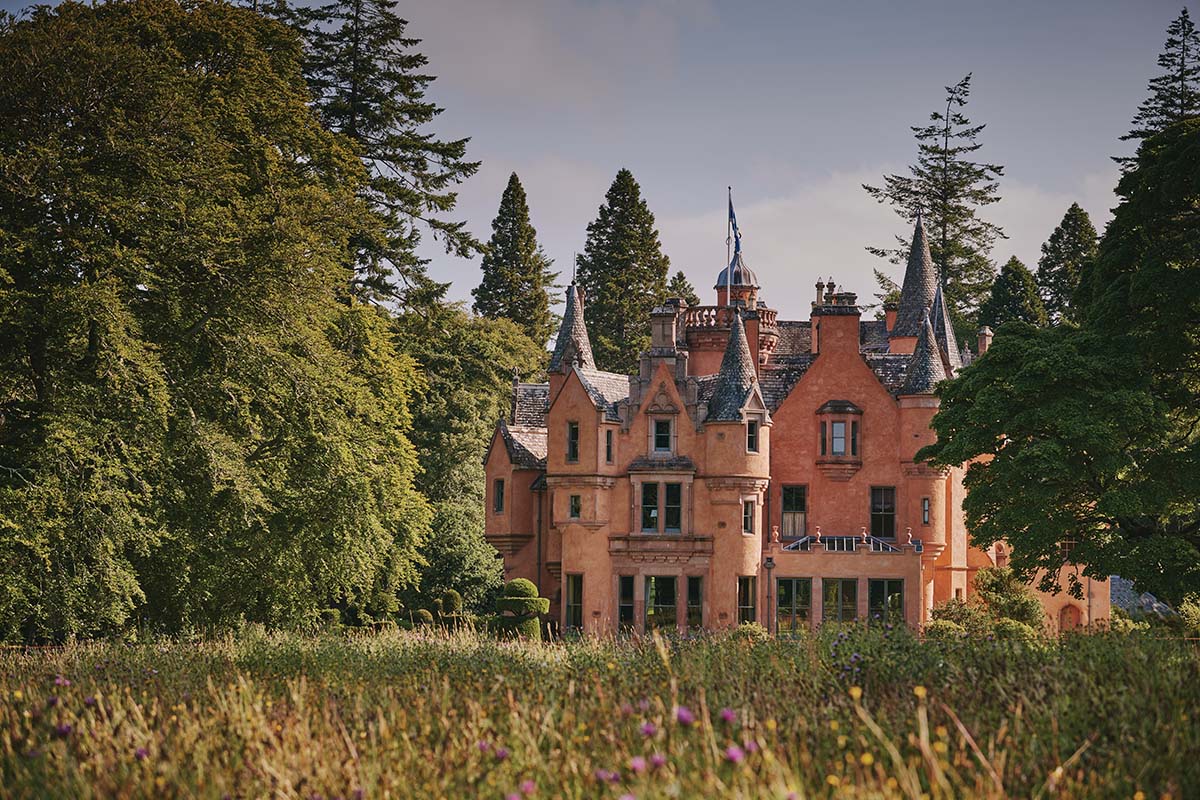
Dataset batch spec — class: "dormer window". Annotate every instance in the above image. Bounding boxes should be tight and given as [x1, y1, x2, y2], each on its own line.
[653, 419, 672, 453]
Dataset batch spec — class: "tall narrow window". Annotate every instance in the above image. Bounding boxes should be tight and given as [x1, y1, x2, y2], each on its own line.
[686, 576, 703, 629]
[654, 419, 672, 452]
[645, 576, 677, 631]
[664, 483, 682, 532]
[618, 576, 635, 632]
[493, 478, 505, 513]
[870, 486, 896, 538]
[569, 494, 581, 519]
[851, 421, 859, 456]
[566, 421, 580, 462]
[565, 575, 583, 631]
[606, 430, 614, 463]
[742, 500, 754, 534]
[746, 420, 759, 453]
[831, 421, 847, 456]
[641, 483, 659, 532]
[820, 421, 827, 456]
[921, 497, 930, 525]
[823, 578, 858, 622]
[737, 576, 757, 624]
[776, 578, 812, 636]
[781, 485, 807, 537]
[868, 579, 904, 624]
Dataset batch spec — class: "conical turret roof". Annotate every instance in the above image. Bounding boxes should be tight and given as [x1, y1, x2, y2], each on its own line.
[892, 213, 939, 338]
[549, 284, 595, 373]
[707, 312, 761, 421]
[930, 284, 963, 374]
[901, 309, 948, 395]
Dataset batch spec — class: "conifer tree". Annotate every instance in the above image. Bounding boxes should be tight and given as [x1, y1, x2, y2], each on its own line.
[472, 173, 560, 347]
[667, 270, 700, 305]
[1036, 203, 1099, 324]
[289, 0, 481, 303]
[576, 169, 671, 373]
[979, 257, 1047, 329]
[864, 74, 1005, 340]
[1118, 8, 1200, 166]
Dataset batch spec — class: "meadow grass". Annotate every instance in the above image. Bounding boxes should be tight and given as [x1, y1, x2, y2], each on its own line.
[0, 625, 1196, 798]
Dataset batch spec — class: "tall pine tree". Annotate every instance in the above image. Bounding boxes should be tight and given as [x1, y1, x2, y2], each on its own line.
[1036, 203, 1098, 324]
[667, 270, 700, 305]
[576, 169, 671, 374]
[1118, 8, 1200, 166]
[979, 257, 1047, 329]
[864, 74, 1004, 340]
[288, 0, 481, 303]
[472, 173, 560, 347]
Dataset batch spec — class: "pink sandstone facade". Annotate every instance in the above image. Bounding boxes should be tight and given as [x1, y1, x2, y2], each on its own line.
[484, 216, 1110, 635]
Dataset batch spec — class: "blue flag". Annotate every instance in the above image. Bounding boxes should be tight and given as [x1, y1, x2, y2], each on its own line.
[728, 191, 742, 253]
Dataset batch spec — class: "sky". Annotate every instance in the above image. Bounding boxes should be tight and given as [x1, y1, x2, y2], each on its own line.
[2, 0, 1186, 323]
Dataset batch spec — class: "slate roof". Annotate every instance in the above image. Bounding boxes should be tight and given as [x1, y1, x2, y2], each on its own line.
[930, 284, 963, 373]
[549, 284, 595, 373]
[706, 313, 763, 421]
[575, 367, 630, 422]
[512, 382, 549, 427]
[892, 214, 939, 338]
[900, 311, 947, 395]
[628, 455, 697, 472]
[497, 420, 547, 469]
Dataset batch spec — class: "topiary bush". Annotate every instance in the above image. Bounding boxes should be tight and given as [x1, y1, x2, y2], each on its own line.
[493, 579, 549, 641]
[924, 619, 967, 640]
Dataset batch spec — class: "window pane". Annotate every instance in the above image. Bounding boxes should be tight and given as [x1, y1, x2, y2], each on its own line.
[664, 483, 682, 531]
[831, 421, 846, 455]
[645, 576, 677, 630]
[686, 577, 703, 629]
[654, 419, 671, 450]
[641, 483, 659, 531]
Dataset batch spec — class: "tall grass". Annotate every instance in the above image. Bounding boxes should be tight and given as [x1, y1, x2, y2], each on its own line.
[1, 626, 1196, 798]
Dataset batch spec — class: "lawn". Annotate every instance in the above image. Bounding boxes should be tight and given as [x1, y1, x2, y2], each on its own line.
[1, 626, 1196, 798]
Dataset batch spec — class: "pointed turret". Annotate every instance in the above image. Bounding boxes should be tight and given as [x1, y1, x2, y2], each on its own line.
[707, 312, 761, 421]
[930, 284, 962, 374]
[901, 309, 947, 395]
[549, 283, 595, 373]
[891, 212, 939, 339]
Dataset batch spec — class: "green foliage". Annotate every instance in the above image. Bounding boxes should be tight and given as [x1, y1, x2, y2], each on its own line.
[923, 619, 966, 640]
[1036, 202, 1098, 324]
[864, 74, 1004, 339]
[472, 172, 560, 347]
[284, 0, 481, 302]
[1118, 8, 1200, 165]
[979, 256, 1047, 329]
[0, 0, 432, 641]
[973, 567, 1045, 629]
[503, 578, 539, 599]
[576, 169, 671, 374]
[666, 270, 701, 306]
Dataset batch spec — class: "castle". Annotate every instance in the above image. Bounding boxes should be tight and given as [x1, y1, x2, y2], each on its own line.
[484, 215, 1109, 635]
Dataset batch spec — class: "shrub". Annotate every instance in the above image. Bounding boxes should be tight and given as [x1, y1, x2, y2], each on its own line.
[413, 609, 434, 626]
[441, 589, 464, 615]
[924, 619, 966, 640]
[993, 618, 1041, 643]
[504, 578, 539, 598]
[728, 622, 769, 643]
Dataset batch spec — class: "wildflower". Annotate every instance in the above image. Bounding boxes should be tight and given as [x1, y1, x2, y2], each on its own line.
[913, 685, 927, 699]
[724, 745, 745, 764]
[860, 752, 875, 766]
[675, 706, 695, 727]
[848, 686, 863, 701]
[495, 747, 510, 761]
[53, 723, 72, 738]
[629, 756, 647, 774]
[640, 721, 657, 737]
[520, 779, 536, 795]
[650, 753, 667, 770]
[720, 707, 736, 724]
[53, 675, 70, 687]
[135, 747, 149, 762]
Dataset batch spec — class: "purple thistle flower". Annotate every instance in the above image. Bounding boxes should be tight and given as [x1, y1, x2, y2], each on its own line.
[640, 721, 657, 737]
[53, 675, 70, 687]
[629, 756, 647, 774]
[495, 747, 510, 762]
[720, 707, 736, 724]
[520, 779, 536, 796]
[650, 753, 667, 770]
[675, 706, 695, 727]
[724, 745, 745, 764]
[135, 747, 149, 761]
